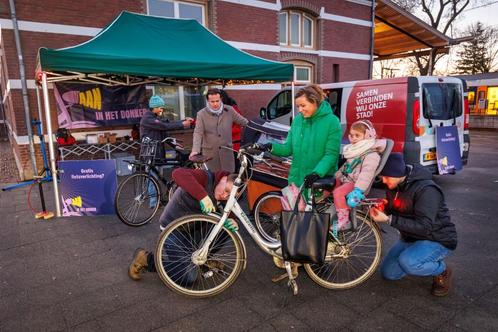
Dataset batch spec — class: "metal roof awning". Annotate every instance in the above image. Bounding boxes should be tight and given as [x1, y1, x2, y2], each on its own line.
[374, 0, 452, 60]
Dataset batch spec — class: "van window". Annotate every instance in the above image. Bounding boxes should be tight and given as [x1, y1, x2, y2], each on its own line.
[327, 88, 342, 119]
[267, 91, 292, 120]
[422, 83, 462, 120]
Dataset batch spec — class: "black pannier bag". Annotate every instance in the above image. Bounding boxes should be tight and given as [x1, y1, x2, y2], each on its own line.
[280, 188, 330, 265]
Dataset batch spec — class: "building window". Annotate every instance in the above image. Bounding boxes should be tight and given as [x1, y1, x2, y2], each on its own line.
[279, 13, 287, 44]
[154, 85, 206, 120]
[148, 0, 205, 25]
[294, 65, 312, 84]
[279, 11, 314, 48]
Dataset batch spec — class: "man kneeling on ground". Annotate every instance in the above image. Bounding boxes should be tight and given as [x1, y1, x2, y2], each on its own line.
[369, 153, 457, 297]
[128, 168, 238, 281]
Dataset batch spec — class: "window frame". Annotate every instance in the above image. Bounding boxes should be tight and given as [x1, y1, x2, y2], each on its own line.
[289, 11, 301, 47]
[302, 14, 313, 48]
[279, 10, 315, 49]
[278, 12, 288, 45]
[294, 65, 312, 84]
[147, 0, 206, 25]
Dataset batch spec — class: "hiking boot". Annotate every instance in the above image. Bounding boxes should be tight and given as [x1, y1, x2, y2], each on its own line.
[206, 259, 225, 271]
[431, 266, 452, 297]
[128, 248, 149, 281]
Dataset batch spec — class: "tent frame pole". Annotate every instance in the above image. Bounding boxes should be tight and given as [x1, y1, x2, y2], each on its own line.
[291, 81, 295, 120]
[41, 72, 61, 216]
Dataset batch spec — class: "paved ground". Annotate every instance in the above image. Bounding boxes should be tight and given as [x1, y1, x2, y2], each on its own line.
[0, 141, 20, 184]
[1, 131, 497, 331]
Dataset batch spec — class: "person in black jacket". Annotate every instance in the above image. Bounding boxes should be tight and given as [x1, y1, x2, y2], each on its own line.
[140, 95, 193, 207]
[140, 95, 193, 158]
[370, 153, 457, 297]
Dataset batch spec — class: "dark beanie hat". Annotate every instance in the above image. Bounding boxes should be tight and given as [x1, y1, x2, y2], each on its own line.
[380, 153, 407, 177]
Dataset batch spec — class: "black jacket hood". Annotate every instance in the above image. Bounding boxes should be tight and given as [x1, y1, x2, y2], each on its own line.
[400, 164, 433, 189]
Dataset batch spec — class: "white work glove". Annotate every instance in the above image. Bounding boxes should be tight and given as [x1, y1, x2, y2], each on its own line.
[200, 196, 216, 214]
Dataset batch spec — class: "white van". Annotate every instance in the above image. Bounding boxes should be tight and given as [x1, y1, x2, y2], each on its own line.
[259, 76, 470, 173]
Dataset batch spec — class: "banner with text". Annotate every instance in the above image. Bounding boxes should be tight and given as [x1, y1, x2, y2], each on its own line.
[435, 126, 462, 175]
[344, 80, 407, 150]
[59, 159, 117, 216]
[54, 83, 147, 129]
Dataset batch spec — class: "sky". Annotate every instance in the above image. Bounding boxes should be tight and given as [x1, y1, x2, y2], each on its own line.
[457, 1, 498, 28]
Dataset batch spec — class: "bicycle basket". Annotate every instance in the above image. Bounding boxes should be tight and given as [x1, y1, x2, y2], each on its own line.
[139, 139, 159, 164]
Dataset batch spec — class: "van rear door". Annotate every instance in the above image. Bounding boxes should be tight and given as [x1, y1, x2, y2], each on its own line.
[417, 77, 465, 168]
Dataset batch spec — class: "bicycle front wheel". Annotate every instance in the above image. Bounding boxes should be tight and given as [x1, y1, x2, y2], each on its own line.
[304, 211, 382, 289]
[253, 192, 283, 242]
[114, 173, 160, 227]
[155, 214, 244, 298]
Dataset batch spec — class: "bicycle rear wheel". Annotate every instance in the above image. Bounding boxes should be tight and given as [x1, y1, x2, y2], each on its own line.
[114, 173, 160, 226]
[304, 211, 382, 289]
[155, 215, 244, 298]
[253, 192, 283, 242]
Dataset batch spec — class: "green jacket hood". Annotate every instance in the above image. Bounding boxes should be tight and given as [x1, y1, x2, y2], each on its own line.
[308, 100, 332, 120]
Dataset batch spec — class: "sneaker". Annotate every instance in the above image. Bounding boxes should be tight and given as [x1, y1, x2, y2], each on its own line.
[431, 266, 452, 297]
[128, 248, 149, 281]
[335, 208, 352, 232]
[338, 220, 352, 232]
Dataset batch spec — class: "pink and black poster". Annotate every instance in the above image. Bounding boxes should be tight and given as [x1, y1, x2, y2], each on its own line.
[54, 83, 147, 129]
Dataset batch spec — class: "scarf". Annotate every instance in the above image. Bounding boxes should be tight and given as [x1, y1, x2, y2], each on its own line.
[206, 101, 224, 116]
[342, 138, 376, 159]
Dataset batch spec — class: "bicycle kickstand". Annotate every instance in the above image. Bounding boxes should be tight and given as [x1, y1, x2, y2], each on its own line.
[284, 261, 299, 295]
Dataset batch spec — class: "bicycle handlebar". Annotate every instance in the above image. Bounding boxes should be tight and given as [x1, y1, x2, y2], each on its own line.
[263, 151, 285, 163]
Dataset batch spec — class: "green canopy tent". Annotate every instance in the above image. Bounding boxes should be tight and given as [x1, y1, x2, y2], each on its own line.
[37, 11, 293, 85]
[36, 11, 294, 216]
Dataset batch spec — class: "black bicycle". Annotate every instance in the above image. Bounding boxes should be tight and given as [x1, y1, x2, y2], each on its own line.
[114, 137, 210, 227]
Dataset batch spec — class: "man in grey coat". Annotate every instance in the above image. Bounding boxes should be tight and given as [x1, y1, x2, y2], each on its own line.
[190, 88, 248, 172]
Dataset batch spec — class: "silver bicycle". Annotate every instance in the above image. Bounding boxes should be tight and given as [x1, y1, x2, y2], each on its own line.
[154, 146, 383, 297]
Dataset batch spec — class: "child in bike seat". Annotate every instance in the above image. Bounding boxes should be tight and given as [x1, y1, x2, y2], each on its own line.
[333, 120, 386, 231]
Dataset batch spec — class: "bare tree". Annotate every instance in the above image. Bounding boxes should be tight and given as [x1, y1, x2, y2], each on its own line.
[391, 0, 494, 75]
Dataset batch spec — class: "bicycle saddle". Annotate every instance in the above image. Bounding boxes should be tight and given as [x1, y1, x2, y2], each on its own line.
[311, 177, 335, 191]
[189, 154, 213, 164]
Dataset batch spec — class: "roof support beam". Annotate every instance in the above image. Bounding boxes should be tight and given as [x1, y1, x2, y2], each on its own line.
[375, 47, 449, 61]
[375, 15, 434, 48]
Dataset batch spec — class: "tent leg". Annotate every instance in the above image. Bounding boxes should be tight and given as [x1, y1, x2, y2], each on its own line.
[291, 81, 295, 119]
[41, 72, 61, 217]
[35, 84, 44, 133]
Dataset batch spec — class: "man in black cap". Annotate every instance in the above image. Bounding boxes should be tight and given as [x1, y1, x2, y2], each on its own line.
[370, 153, 457, 296]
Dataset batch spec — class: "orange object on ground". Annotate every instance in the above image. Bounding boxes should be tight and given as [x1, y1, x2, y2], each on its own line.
[35, 211, 54, 220]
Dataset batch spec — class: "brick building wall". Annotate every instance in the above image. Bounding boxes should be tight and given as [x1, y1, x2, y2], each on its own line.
[0, 0, 373, 180]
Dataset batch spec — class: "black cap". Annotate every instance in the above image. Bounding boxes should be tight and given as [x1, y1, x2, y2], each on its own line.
[380, 153, 407, 177]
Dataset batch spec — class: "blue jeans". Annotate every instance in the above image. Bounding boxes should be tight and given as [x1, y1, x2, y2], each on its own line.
[147, 168, 163, 208]
[147, 178, 158, 207]
[381, 239, 452, 280]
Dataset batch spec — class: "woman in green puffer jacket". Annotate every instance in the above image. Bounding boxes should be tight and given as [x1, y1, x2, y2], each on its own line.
[267, 85, 342, 189]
